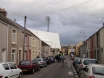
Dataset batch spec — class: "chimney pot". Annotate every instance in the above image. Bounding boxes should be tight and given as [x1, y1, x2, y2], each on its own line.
[0, 8, 7, 17]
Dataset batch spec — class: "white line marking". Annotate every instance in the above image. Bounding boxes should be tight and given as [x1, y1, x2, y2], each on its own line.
[68, 71, 73, 75]
[76, 75, 78, 77]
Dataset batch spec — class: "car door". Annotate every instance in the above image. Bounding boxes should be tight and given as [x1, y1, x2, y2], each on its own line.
[43, 58, 46, 66]
[32, 60, 37, 71]
[83, 66, 90, 78]
[2, 63, 12, 78]
[9, 63, 18, 78]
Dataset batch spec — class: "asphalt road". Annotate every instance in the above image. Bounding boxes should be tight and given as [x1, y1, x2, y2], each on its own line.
[23, 55, 79, 78]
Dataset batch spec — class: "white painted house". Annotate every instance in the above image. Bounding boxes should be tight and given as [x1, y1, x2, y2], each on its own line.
[29, 29, 61, 50]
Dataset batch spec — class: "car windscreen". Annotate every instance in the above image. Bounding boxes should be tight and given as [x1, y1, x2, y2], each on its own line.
[20, 61, 31, 65]
[35, 58, 41, 61]
[92, 67, 104, 75]
[83, 60, 98, 65]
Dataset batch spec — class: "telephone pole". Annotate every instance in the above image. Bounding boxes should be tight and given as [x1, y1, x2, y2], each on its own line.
[46, 16, 50, 32]
[23, 16, 27, 60]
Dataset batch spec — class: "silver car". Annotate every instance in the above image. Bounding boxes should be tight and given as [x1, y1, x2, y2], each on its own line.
[80, 64, 104, 78]
[35, 58, 47, 67]
[77, 58, 98, 73]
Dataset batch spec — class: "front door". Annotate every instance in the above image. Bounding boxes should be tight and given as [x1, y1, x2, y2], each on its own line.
[2, 49, 6, 62]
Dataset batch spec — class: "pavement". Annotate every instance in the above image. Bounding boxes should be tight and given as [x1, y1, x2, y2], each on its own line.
[23, 55, 79, 78]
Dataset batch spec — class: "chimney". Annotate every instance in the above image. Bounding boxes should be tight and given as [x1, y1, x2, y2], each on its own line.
[14, 19, 16, 22]
[0, 8, 7, 17]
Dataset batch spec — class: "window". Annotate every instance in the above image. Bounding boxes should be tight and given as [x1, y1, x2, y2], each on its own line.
[9, 63, 17, 69]
[92, 67, 104, 75]
[33, 51, 34, 59]
[25, 35, 27, 45]
[12, 29, 16, 43]
[20, 61, 30, 65]
[2, 64, 10, 70]
[24, 51, 26, 60]
[12, 50, 15, 62]
[32, 60, 37, 64]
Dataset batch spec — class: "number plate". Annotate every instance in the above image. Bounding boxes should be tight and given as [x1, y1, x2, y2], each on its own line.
[22, 70, 27, 71]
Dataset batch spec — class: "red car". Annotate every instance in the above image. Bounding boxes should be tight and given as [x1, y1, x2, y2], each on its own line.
[18, 60, 40, 74]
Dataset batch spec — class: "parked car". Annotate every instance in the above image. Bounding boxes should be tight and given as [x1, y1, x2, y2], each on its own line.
[18, 60, 40, 74]
[44, 57, 52, 65]
[73, 57, 81, 66]
[80, 64, 104, 78]
[35, 58, 47, 67]
[71, 55, 75, 60]
[0, 62, 22, 78]
[77, 58, 98, 73]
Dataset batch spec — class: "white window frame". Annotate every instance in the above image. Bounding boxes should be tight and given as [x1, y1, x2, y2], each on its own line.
[11, 49, 16, 63]
[12, 29, 16, 44]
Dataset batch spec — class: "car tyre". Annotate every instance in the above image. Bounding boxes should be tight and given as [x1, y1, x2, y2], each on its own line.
[31, 69, 35, 74]
[38, 67, 40, 71]
[18, 73, 22, 78]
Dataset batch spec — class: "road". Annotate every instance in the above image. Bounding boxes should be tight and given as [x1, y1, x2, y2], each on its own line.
[23, 55, 79, 78]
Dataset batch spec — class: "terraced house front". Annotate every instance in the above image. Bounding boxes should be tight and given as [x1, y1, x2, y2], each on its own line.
[0, 9, 43, 65]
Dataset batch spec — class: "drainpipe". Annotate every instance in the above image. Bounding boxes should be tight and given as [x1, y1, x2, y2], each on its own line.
[103, 33, 104, 64]
[6, 25, 8, 62]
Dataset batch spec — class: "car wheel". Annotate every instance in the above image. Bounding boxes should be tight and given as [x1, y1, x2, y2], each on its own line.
[38, 67, 40, 71]
[46, 64, 47, 67]
[18, 73, 22, 78]
[31, 69, 35, 74]
[42, 64, 44, 68]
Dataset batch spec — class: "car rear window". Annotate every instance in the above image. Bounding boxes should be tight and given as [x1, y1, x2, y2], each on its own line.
[20, 61, 31, 65]
[35, 58, 41, 61]
[84, 60, 98, 65]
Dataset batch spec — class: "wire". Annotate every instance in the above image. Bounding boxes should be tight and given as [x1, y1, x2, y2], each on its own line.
[29, 0, 63, 17]
[28, 0, 56, 16]
[7, 11, 24, 17]
[29, 0, 93, 18]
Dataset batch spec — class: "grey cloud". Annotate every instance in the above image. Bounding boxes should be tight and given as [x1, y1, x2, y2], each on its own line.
[1, 0, 104, 45]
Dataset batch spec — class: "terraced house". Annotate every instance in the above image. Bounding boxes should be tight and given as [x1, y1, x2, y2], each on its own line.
[79, 26, 104, 64]
[0, 8, 44, 65]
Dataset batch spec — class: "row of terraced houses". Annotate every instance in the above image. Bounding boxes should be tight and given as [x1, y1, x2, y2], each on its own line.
[0, 8, 59, 65]
[75, 26, 104, 64]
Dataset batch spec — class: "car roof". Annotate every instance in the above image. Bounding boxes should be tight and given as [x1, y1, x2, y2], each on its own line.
[0, 62, 14, 64]
[89, 64, 104, 67]
[81, 58, 97, 60]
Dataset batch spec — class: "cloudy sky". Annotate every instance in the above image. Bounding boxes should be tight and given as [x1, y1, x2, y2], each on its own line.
[0, 0, 104, 45]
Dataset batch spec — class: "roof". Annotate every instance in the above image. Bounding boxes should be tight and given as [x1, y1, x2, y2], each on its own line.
[42, 41, 50, 46]
[0, 62, 14, 64]
[29, 29, 61, 49]
[0, 14, 35, 36]
[87, 26, 104, 40]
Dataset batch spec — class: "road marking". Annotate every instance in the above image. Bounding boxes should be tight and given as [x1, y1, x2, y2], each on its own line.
[68, 71, 73, 75]
[70, 62, 79, 77]
[68, 66, 71, 67]
[68, 62, 70, 65]
[76, 75, 78, 77]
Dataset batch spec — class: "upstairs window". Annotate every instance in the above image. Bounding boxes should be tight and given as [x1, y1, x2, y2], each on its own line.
[12, 29, 16, 43]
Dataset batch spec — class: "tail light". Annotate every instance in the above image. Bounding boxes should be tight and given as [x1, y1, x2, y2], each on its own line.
[0, 76, 3, 78]
[89, 76, 95, 78]
[18, 65, 20, 68]
[29, 64, 32, 68]
[80, 64, 84, 68]
[39, 62, 42, 64]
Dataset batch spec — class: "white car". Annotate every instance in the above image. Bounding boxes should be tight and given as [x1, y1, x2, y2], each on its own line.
[80, 64, 104, 78]
[0, 62, 22, 78]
